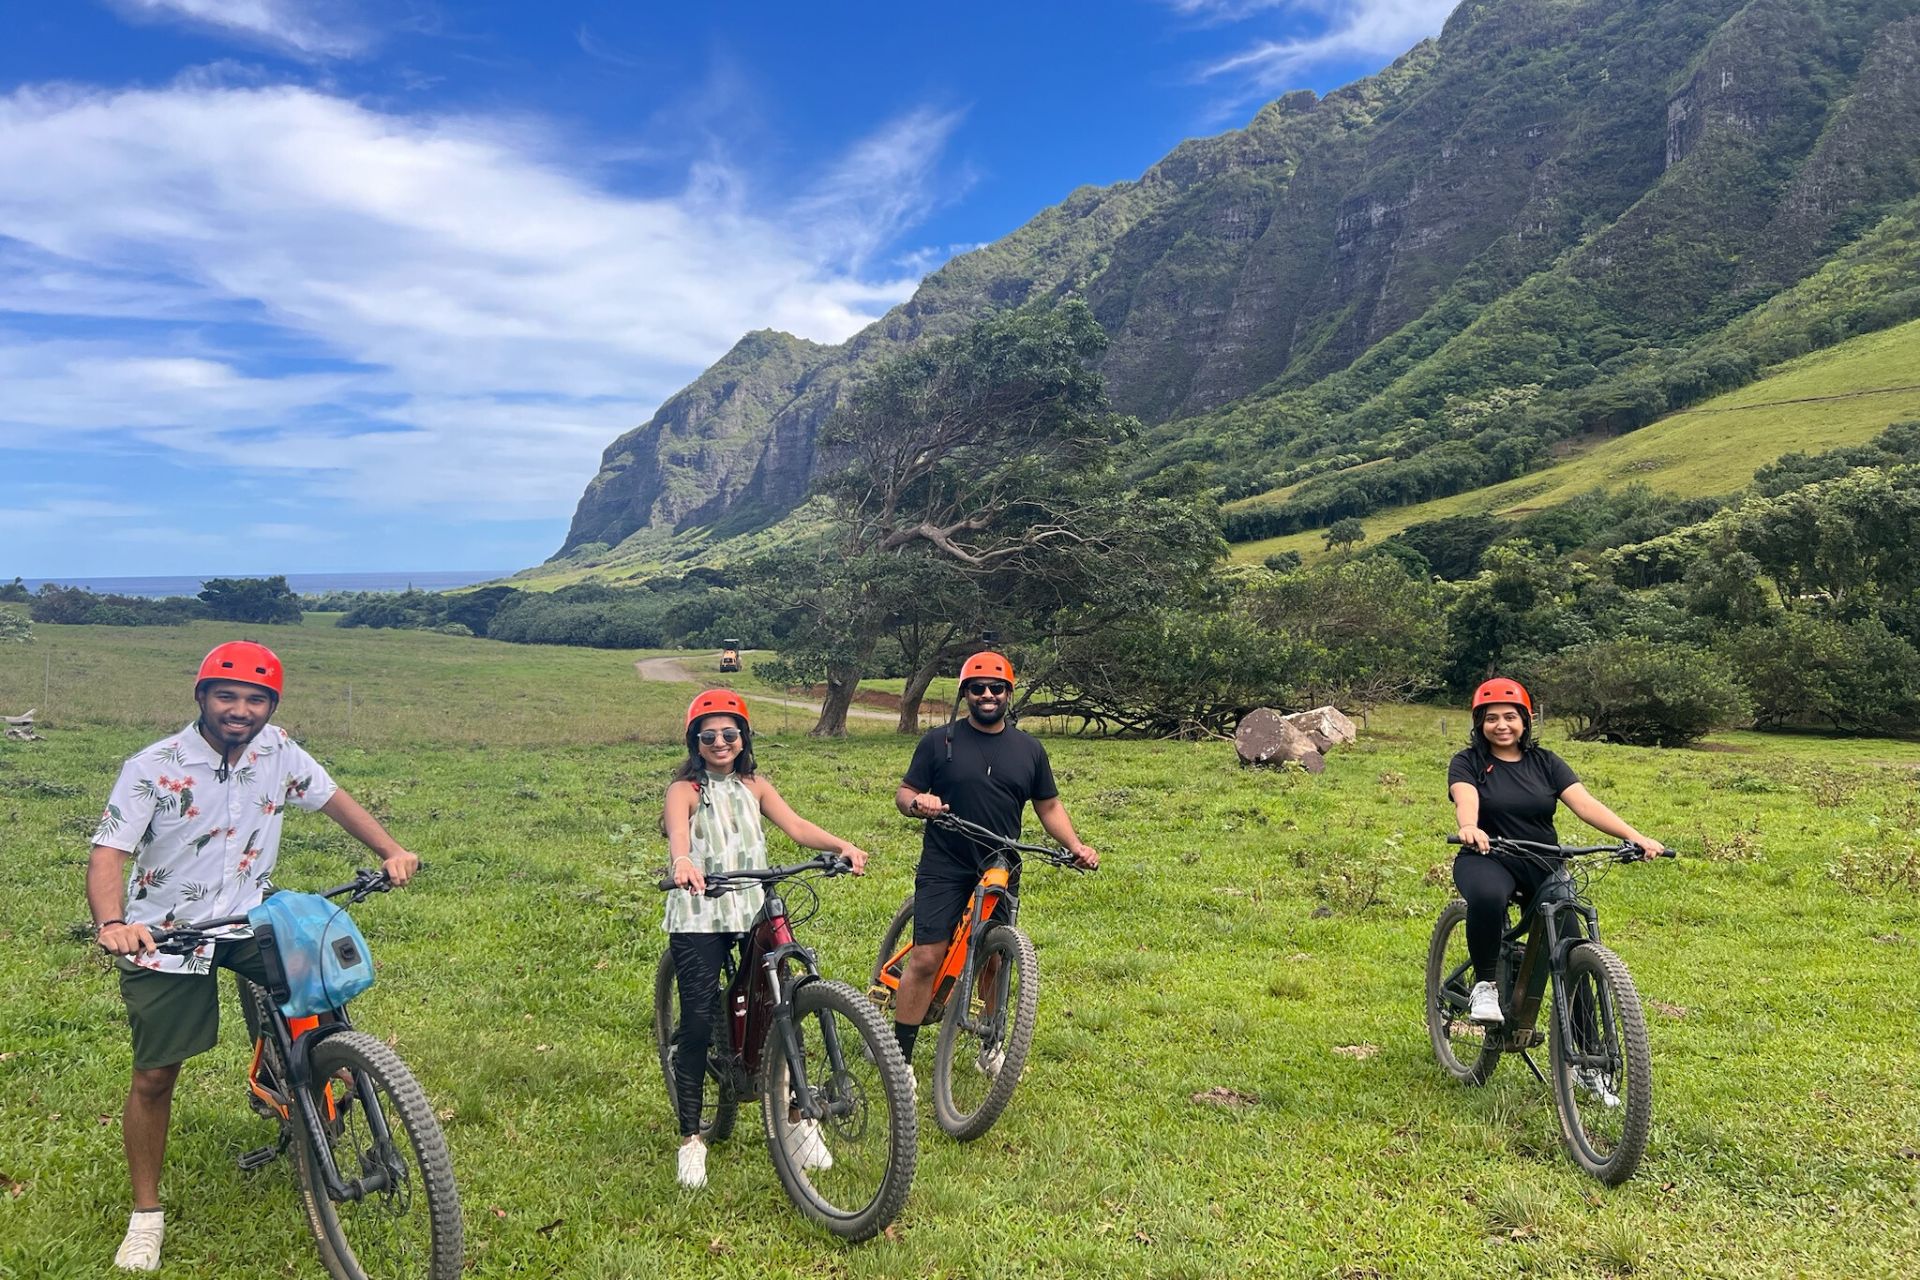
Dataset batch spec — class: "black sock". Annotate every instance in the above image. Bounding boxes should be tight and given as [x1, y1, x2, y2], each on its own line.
[894, 1019, 919, 1061]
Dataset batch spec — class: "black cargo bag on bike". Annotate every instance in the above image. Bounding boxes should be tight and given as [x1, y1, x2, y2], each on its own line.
[246, 892, 376, 1017]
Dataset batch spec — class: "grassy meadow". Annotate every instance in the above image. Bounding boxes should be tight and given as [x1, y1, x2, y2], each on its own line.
[1229, 316, 1920, 564]
[3, 623, 1919, 1278]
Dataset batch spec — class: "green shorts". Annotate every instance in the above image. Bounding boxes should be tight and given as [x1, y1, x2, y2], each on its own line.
[117, 937, 273, 1071]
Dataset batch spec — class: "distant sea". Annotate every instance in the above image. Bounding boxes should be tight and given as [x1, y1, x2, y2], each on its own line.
[18, 571, 511, 599]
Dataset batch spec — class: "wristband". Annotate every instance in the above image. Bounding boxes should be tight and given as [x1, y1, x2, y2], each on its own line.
[95, 918, 126, 934]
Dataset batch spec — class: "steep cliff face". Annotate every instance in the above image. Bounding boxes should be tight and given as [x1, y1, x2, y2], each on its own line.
[556, 0, 1920, 562]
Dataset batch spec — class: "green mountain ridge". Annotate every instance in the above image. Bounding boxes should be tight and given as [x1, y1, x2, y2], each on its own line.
[546, 0, 1920, 577]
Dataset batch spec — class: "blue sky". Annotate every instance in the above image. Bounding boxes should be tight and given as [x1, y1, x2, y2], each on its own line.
[0, 0, 1457, 577]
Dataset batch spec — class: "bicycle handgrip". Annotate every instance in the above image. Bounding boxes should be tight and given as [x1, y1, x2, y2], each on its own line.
[1445, 835, 1464, 845]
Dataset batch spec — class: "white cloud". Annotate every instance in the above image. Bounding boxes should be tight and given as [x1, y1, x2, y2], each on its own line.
[1183, 1, 1458, 98]
[106, 0, 374, 60]
[0, 81, 965, 522]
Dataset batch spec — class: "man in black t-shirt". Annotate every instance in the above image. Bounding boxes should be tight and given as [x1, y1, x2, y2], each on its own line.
[891, 652, 1097, 1068]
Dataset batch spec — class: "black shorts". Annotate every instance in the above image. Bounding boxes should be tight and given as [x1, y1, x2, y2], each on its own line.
[912, 863, 1021, 946]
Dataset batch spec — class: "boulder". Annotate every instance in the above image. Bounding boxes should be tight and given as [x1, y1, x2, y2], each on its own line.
[1234, 709, 1325, 773]
[1283, 706, 1358, 751]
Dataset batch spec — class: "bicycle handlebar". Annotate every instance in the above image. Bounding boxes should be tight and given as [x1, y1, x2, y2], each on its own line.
[1446, 835, 1676, 861]
[657, 853, 853, 897]
[141, 868, 398, 953]
[920, 811, 1090, 871]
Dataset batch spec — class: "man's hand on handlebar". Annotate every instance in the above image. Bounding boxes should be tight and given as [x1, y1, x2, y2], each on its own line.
[906, 792, 948, 818]
[1455, 825, 1491, 853]
[97, 922, 157, 956]
[381, 849, 420, 886]
[1069, 842, 1099, 870]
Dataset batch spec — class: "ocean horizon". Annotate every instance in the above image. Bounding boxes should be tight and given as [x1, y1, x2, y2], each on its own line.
[16, 571, 512, 599]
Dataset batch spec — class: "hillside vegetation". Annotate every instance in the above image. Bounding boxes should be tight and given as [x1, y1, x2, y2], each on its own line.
[1230, 315, 1920, 562]
[545, 0, 1920, 583]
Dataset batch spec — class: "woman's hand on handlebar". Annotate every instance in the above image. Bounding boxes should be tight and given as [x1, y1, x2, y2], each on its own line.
[1455, 825, 1490, 853]
[671, 854, 707, 896]
[835, 844, 869, 875]
[1625, 834, 1666, 859]
[97, 921, 157, 956]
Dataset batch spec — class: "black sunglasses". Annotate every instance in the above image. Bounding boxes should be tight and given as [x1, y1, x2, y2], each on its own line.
[696, 728, 742, 745]
[963, 681, 1010, 697]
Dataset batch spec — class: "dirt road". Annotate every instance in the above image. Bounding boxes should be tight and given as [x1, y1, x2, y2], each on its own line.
[634, 654, 897, 722]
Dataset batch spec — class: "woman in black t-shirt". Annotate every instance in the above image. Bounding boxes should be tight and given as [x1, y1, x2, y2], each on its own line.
[1447, 677, 1665, 1025]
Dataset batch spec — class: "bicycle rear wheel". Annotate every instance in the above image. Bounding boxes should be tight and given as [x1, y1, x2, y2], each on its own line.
[866, 893, 916, 1015]
[1425, 899, 1502, 1085]
[653, 950, 738, 1143]
[1549, 943, 1653, 1185]
[764, 978, 917, 1241]
[931, 923, 1038, 1141]
[299, 1030, 464, 1280]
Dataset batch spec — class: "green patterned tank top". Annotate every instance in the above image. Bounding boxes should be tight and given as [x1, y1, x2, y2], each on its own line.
[662, 770, 769, 933]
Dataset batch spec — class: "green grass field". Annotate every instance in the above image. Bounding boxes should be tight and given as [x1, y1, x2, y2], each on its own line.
[1228, 316, 1920, 564]
[3, 624, 1919, 1277]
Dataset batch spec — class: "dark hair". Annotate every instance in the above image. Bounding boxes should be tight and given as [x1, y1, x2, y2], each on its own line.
[1466, 702, 1536, 773]
[671, 713, 756, 784]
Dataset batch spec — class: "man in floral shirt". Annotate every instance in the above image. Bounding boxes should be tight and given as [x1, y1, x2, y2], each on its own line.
[86, 640, 418, 1272]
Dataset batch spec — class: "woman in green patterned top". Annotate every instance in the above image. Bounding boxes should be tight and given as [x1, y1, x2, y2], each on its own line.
[663, 688, 869, 1189]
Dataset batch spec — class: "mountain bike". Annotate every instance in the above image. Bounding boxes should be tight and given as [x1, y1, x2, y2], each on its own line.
[147, 868, 463, 1280]
[867, 811, 1089, 1140]
[1426, 837, 1675, 1184]
[652, 854, 916, 1241]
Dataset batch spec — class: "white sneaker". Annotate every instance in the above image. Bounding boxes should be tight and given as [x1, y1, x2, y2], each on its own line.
[975, 1043, 1006, 1077]
[1468, 981, 1504, 1025]
[783, 1118, 833, 1170]
[1574, 1067, 1621, 1107]
[114, 1210, 164, 1271]
[676, 1138, 707, 1189]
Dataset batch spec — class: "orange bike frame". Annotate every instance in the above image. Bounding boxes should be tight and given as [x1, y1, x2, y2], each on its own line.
[876, 857, 1016, 1007]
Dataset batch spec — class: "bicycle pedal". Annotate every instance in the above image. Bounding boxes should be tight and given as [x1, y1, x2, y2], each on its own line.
[237, 1145, 280, 1172]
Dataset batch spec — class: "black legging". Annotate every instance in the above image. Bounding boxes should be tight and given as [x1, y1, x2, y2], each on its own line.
[668, 931, 737, 1137]
[1452, 851, 1559, 984]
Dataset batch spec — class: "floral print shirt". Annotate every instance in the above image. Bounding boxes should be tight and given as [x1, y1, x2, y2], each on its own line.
[92, 723, 337, 975]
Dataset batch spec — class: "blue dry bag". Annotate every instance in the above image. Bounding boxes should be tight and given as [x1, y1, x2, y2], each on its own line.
[247, 891, 376, 1018]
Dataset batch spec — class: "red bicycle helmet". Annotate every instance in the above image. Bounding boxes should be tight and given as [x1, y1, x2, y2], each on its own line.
[195, 641, 284, 698]
[685, 688, 750, 728]
[1470, 677, 1533, 717]
[958, 652, 1015, 687]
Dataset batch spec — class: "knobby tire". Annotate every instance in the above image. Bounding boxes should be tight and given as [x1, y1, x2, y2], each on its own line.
[1425, 899, 1502, 1085]
[763, 978, 917, 1241]
[1549, 942, 1653, 1185]
[931, 923, 1039, 1141]
[301, 1030, 464, 1280]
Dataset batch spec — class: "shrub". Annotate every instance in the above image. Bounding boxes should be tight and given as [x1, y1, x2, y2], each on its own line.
[1533, 638, 1751, 747]
[1720, 614, 1920, 731]
[0, 606, 31, 643]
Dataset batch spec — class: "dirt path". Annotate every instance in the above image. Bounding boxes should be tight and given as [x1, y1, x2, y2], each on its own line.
[634, 654, 898, 722]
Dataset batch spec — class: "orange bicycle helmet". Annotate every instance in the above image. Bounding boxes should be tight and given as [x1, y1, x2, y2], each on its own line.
[685, 688, 750, 728]
[195, 641, 284, 698]
[1470, 677, 1533, 717]
[958, 651, 1015, 687]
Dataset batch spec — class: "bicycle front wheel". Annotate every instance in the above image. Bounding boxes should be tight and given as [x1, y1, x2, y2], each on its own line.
[1425, 899, 1501, 1085]
[1549, 942, 1653, 1185]
[763, 978, 917, 1241]
[654, 950, 738, 1143]
[298, 1030, 464, 1280]
[932, 923, 1038, 1141]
